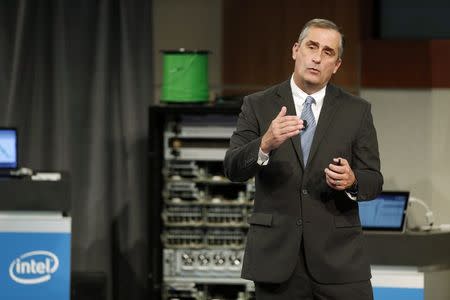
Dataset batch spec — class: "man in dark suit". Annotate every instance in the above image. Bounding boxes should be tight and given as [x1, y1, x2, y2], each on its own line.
[224, 19, 383, 299]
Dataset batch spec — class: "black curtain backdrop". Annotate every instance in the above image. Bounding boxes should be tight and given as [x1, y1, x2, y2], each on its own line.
[0, 1, 152, 299]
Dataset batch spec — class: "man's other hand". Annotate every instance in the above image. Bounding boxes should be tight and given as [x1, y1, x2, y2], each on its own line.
[324, 158, 356, 191]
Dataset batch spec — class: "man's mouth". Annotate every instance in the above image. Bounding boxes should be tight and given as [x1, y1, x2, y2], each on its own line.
[307, 67, 320, 73]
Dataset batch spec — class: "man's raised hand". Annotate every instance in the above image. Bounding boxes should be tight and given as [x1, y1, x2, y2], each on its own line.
[260, 106, 304, 153]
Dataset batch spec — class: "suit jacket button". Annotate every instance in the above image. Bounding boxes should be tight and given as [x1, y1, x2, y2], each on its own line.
[296, 218, 303, 226]
[302, 189, 308, 195]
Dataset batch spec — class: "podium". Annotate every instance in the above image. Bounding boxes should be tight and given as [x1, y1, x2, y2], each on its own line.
[0, 213, 71, 299]
[0, 175, 71, 300]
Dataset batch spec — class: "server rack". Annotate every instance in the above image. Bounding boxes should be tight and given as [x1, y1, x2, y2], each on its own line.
[149, 104, 255, 300]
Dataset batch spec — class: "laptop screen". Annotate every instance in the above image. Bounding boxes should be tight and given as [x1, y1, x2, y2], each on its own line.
[359, 191, 409, 232]
[0, 128, 18, 170]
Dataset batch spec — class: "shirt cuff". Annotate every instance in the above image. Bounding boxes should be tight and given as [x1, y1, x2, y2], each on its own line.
[345, 179, 358, 201]
[345, 191, 357, 201]
[257, 148, 270, 166]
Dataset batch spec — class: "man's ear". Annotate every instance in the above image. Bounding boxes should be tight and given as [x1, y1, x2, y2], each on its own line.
[292, 42, 300, 60]
[333, 58, 342, 74]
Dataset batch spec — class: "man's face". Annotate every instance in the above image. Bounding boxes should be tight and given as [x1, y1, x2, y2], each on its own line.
[292, 26, 342, 94]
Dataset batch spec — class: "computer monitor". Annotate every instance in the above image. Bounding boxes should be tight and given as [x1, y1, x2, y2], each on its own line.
[0, 128, 18, 170]
[359, 191, 410, 232]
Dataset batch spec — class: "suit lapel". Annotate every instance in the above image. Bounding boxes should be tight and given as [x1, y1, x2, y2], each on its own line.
[275, 80, 304, 168]
[307, 84, 341, 165]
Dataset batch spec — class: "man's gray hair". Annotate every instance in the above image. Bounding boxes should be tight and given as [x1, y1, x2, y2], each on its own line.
[298, 18, 344, 59]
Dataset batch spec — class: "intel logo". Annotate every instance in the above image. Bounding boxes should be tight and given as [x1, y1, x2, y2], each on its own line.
[9, 251, 59, 284]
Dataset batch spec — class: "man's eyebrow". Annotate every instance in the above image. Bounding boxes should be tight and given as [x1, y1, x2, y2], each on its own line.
[306, 40, 320, 47]
[306, 40, 336, 51]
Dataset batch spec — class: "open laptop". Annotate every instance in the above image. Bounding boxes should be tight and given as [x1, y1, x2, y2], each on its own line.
[0, 128, 18, 176]
[359, 191, 410, 233]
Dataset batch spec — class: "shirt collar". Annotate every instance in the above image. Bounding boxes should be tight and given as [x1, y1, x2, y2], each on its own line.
[290, 75, 327, 105]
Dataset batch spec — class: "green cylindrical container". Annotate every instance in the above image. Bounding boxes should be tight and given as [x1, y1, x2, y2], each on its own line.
[161, 49, 210, 103]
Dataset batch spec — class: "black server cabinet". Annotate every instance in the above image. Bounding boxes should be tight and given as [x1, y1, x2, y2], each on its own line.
[148, 104, 255, 300]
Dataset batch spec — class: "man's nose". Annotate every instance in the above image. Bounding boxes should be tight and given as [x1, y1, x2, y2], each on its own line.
[312, 53, 321, 63]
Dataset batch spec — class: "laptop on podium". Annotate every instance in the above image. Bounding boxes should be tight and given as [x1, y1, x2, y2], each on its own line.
[0, 128, 18, 176]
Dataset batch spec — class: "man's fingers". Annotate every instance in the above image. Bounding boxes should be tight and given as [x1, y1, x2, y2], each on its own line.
[277, 119, 302, 129]
[325, 168, 351, 190]
[324, 169, 336, 180]
[324, 168, 344, 180]
[326, 177, 345, 190]
[328, 163, 342, 172]
[276, 106, 287, 119]
[279, 125, 302, 134]
[282, 129, 301, 138]
[279, 115, 302, 122]
[286, 130, 301, 138]
[272, 131, 300, 145]
[274, 128, 300, 142]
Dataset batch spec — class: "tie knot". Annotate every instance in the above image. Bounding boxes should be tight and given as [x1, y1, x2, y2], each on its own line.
[305, 96, 315, 106]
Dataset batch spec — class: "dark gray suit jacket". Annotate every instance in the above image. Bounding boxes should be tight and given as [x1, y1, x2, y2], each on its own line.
[224, 80, 383, 284]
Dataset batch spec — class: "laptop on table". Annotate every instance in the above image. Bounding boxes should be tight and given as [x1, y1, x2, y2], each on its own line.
[358, 191, 410, 233]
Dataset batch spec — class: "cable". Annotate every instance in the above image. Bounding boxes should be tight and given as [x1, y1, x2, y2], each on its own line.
[408, 196, 434, 230]
[9, 167, 33, 177]
[408, 197, 450, 231]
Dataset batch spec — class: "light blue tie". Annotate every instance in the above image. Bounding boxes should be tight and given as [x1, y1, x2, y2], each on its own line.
[300, 96, 316, 165]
